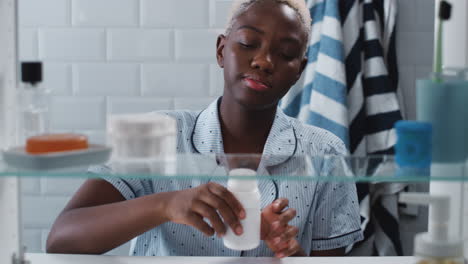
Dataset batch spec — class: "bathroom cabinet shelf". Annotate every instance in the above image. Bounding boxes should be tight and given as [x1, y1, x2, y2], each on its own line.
[1, 154, 466, 183]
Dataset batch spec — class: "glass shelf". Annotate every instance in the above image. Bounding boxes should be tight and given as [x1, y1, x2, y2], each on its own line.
[1, 153, 467, 183]
[5, 153, 467, 258]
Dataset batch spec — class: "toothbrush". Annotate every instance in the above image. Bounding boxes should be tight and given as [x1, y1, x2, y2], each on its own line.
[433, 0, 452, 83]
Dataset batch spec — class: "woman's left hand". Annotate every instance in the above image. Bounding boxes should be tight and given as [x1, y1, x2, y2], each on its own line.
[261, 198, 305, 258]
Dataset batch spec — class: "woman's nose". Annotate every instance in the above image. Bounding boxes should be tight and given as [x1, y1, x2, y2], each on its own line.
[250, 51, 274, 74]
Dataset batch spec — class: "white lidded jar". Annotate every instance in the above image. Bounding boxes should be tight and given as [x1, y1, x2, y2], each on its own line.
[224, 168, 261, 251]
[107, 113, 176, 175]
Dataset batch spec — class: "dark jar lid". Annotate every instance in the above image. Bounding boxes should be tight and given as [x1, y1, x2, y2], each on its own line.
[21, 61, 42, 85]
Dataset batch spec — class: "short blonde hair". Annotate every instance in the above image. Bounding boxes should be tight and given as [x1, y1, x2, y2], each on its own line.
[225, 0, 311, 39]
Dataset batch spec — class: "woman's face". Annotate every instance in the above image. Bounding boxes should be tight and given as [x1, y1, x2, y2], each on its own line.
[216, 1, 308, 110]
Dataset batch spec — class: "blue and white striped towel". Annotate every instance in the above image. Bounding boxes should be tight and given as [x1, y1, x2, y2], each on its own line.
[281, 0, 349, 146]
[280, 0, 402, 155]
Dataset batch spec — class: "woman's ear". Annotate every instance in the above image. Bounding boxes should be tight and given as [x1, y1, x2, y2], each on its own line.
[294, 57, 308, 83]
[216, 34, 227, 68]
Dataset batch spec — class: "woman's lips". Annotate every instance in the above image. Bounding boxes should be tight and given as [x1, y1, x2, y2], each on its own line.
[243, 78, 271, 92]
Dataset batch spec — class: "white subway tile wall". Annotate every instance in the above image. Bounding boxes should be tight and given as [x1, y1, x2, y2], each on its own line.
[107, 97, 174, 114]
[141, 64, 209, 96]
[396, 0, 435, 120]
[175, 29, 221, 62]
[45, 63, 73, 96]
[22, 196, 70, 228]
[73, 63, 140, 96]
[414, 0, 436, 33]
[107, 29, 174, 61]
[211, 0, 233, 28]
[50, 96, 106, 130]
[19, 0, 70, 27]
[397, 65, 414, 119]
[41, 178, 86, 196]
[72, 0, 139, 27]
[23, 230, 43, 253]
[20, 178, 41, 195]
[141, 0, 210, 28]
[38, 29, 106, 60]
[19, 28, 38, 60]
[40, 230, 50, 253]
[17, 0, 434, 255]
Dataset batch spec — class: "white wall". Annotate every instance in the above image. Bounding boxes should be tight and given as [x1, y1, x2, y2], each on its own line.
[17, 0, 436, 256]
[0, 0, 18, 150]
[18, 0, 229, 145]
[1, 0, 21, 261]
[396, 0, 435, 120]
[18, 0, 231, 255]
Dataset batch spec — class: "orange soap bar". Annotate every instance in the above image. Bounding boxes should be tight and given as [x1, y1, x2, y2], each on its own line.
[26, 133, 89, 154]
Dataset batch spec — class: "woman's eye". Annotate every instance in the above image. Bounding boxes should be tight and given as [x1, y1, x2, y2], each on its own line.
[281, 53, 295, 60]
[239, 42, 254, 48]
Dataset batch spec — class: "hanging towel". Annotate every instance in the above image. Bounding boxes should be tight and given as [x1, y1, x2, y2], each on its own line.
[343, 0, 405, 256]
[280, 0, 405, 256]
[344, 0, 401, 155]
[281, 0, 350, 145]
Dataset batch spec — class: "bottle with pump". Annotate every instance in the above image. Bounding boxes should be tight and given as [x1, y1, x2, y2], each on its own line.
[17, 62, 50, 144]
[399, 193, 464, 264]
[223, 168, 261, 251]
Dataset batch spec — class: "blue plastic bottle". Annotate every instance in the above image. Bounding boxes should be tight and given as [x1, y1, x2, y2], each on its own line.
[394, 121, 432, 177]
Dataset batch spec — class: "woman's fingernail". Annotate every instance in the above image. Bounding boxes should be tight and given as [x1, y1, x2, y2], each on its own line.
[236, 226, 243, 235]
[277, 253, 285, 258]
[240, 210, 246, 219]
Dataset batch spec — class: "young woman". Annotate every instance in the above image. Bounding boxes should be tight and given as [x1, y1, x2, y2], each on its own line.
[47, 0, 362, 258]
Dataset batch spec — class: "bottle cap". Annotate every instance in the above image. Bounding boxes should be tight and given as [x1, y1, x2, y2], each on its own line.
[399, 193, 464, 258]
[395, 120, 432, 169]
[21, 62, 42, 85]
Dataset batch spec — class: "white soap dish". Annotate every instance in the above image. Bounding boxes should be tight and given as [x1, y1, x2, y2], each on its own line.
[2, 144, 112, 171]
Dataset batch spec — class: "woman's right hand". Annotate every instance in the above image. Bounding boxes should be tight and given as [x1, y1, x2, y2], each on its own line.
[163, 182, 246, 237]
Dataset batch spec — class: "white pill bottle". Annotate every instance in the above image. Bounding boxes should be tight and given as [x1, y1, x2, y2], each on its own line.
[223, 168, 261, 251]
